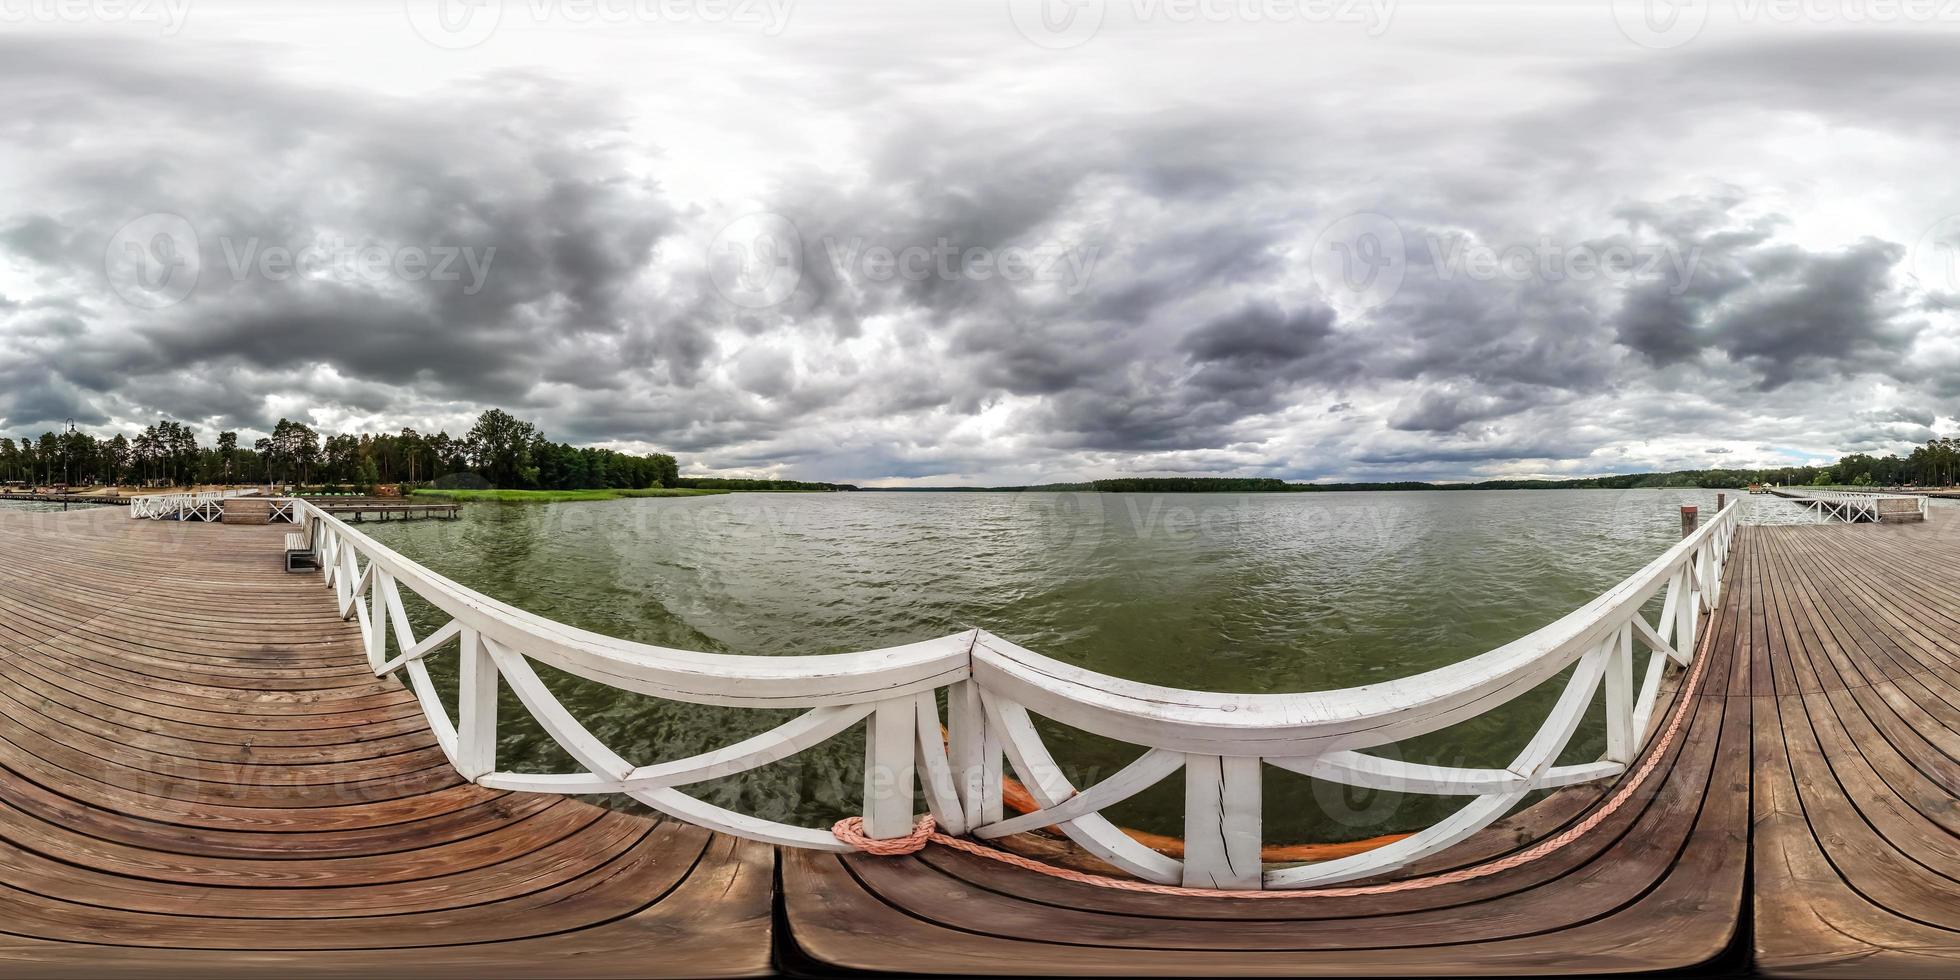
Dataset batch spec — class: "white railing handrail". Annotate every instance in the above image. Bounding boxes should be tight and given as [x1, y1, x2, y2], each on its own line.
[130, 487, 259, 520]
[294, 500, 969, 707]
[281, 495, 1743, 888]
[968, 505, 1738, 754]
[1775, 486, 1927, 522]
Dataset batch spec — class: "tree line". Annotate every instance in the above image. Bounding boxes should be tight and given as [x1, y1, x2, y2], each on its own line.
[0, 409, 679, 492]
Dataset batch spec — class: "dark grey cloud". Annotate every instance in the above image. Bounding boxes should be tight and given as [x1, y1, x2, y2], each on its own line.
[2, 15, 1957, 482]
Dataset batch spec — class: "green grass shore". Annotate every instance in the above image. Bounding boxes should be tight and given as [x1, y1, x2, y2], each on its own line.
[410, 488, 730, 503]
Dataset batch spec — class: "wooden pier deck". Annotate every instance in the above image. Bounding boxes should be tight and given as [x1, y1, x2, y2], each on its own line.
[301, 498, 461, 521]
[0, 508, 771, 978]
[5, 504, 1960, 975]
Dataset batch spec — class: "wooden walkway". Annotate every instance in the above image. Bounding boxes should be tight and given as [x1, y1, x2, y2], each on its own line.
[786, 543, 1756, 976]
[1746, 522, 1960, 976]
[7, 505, 1960, 975]
[0, 508, 772, 978]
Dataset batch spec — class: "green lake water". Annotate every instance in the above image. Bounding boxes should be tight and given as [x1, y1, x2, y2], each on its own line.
[362, 489, 1821, 842]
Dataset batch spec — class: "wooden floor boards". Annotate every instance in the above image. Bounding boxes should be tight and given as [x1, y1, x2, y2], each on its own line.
[12, 505, 1960, 977]
[782, 525, 1761, 976]
[0, 507, 773, 978]
[1748, 523, 1960, 977]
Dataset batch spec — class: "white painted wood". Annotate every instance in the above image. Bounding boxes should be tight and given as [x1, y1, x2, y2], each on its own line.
[974, 748, 1184, 839]
[1631, 614, 1685, 667]
[968, 503, 1739, 758]
[1180, 754, 1262, 890]
[862, 698, 918, 839]
[981, 690, 1184, 884]
[1632, 631, 1671, 743]
[488, 638, 634, 782]
[291, 502, 970, 709]
[382, 573, 420, 654]
[456, 627, 498, 780]
[480, 703, 874, 793]
[406, 658, 459, 765]
[378, 619, 463, 676]
[275, 496, 1742, 887]
[1265, 790, 1528, 888]
[912, 693, 969, 836]
[1266, 752, 1623, 795]
[947, 677, 1003, 828]
[364, 563, 386, 673]
[1605, 624, 1636, 765]
[623, 785, 856, 851]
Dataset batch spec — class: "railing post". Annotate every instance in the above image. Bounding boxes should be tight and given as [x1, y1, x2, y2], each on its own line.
[1680, 505, 1698, 538]
[947, 679, 1002, 828]
[1182, 754, 1263, 889]
[1605, 626, 1636, 763]
[863, 698, 918, 839]
[367, 569, 388, 672]
[456, 627, 498, 780]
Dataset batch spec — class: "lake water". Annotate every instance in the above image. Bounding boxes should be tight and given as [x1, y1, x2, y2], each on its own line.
[365, 489, 1821, 843]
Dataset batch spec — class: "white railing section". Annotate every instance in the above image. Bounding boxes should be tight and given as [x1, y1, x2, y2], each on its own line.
[129, 488, 260, 521]
[1777, 487, 1926, 523]
[289, 497, 1741, 889]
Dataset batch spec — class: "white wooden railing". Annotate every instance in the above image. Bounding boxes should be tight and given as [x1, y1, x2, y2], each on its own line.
[1776, 487, 1926, 523]
[289, 496, 1741, 889]
[129, 488, 259, 521]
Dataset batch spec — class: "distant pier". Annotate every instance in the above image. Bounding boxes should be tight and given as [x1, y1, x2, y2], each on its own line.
[1768, 486, 1927, 522]
[301, 497, 461, 521]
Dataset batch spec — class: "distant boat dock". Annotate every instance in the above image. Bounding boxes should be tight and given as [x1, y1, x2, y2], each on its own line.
[1768, 486, 1928, 522]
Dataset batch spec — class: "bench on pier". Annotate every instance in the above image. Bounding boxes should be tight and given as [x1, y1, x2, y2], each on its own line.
[283, 529, 316, 572]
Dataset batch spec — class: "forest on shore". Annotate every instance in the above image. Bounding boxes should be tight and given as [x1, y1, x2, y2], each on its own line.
[871, 442, 1960, 492]
[6, 413, 1952, 496]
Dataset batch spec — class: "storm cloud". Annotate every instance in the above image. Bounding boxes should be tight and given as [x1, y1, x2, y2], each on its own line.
[2, 4, 1957, 483]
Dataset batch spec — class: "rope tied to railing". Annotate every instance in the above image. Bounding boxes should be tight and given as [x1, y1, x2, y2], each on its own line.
[831, 815, 938, 855]
[829, 593, 1721, 899]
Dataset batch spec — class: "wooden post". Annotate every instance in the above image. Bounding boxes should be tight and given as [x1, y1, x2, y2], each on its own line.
[863, 699, 917, 839]
[1716, 493, 1726, 513]
[947, 680, 1002, 828]
[1680, 505, 1698, 539]
[1181, 754, 1263, 889]
[456, 628, 498, 780]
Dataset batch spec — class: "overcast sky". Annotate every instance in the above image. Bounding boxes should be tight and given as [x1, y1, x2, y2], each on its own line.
[2, 1, 1957, 484]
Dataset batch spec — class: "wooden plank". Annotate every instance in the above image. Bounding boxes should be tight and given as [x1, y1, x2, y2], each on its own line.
[782, 527, 1756, 974]
[0, 507, 772, 977]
